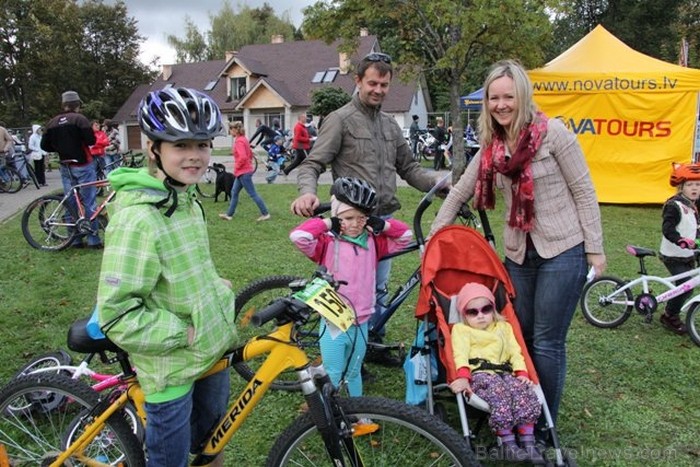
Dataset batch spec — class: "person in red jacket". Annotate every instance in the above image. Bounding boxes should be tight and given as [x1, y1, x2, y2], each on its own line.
[219, 121, 270, 221]
[283, 114, 312, 176]
[90, 120, 109, 173]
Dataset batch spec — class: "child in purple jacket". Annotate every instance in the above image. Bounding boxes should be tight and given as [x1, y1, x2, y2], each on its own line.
[290, 177, 412, 397]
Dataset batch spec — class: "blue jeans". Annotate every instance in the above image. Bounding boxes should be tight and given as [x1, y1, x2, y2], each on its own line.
[59, 162, 101, 246]
[265, 161, 280, 183]
[225, 172, 269, 217]
[505, 243, 586, 425]
[144, 369, 230, 467]
[369, 214, 393, 339]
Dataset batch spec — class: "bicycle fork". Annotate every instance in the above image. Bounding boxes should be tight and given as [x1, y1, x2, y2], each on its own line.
[299, 367, 364, 467]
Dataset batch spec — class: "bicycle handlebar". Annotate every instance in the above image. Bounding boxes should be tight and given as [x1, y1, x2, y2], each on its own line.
[251, 299, 290, 327]
[413, 173, 451, 246]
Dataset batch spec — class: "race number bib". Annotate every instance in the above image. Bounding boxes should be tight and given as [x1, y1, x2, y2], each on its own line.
[293, 278, 355, 332]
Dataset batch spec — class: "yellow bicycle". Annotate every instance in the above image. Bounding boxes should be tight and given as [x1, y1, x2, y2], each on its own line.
[0, 267, 477, 466]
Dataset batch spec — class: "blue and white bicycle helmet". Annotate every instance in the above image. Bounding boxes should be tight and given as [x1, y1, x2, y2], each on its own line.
[138, 87, 223, 142]
[331, 177, 378, 214]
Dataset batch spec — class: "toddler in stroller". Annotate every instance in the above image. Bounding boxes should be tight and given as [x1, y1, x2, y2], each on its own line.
[450, 282, 543, 463]
[413, 225, 574, 465]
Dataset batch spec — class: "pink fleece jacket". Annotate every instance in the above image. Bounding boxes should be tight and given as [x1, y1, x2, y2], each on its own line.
[290, 217, 412, 323]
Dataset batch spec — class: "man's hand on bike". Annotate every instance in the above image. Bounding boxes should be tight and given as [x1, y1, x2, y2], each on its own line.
[291, 193, 320, 217]
[327, 217, 342, 235]
[677, 237, 697, 249]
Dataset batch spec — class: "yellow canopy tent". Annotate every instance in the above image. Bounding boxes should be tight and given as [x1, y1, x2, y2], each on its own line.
[529, 25, 700, 204]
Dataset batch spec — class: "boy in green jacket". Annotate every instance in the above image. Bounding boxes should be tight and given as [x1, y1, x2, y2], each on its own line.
[97, 87, 236, 466]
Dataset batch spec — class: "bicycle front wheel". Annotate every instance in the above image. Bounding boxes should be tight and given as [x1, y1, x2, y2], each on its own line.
[21, 195, 77, 251]
[580, 276, 633, 328]
[0, 373, 145, 466]
[267, 396, 478, 466]
[686, 302, 700, 347]
[234, 275, 319, 391]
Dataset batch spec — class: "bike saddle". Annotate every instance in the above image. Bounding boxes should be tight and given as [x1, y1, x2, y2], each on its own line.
[625, 245, 656, 258]
[67, 317, 122, 354]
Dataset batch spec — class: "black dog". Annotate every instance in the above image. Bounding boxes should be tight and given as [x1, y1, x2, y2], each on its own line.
[212, 163, 235, 202]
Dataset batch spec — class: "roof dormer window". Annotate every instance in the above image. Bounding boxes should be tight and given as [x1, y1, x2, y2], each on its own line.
[311, 68, 339, 84]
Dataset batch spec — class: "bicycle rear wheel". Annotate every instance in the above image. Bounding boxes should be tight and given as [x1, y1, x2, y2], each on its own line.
[234, 275, 319, 391]
[267, 396, 478, 466]
[0, 166, 22, 193]
[0, 373, 145, 466]
[580, 276, 633, 328]
[21, 195, 77, 251]
[686, 302, 700, 347]
[196, 166, 217, 198]
[24, 162, 40, 189]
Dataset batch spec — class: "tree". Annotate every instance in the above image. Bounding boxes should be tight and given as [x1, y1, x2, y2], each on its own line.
[302, 0, 551, 180]
[0, 0, 153, 126]
[167, 1, 297, 62]
[308, 86, 352, 128]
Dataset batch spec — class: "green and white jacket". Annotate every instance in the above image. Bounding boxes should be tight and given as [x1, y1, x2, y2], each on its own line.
[97, 168, 237, 398]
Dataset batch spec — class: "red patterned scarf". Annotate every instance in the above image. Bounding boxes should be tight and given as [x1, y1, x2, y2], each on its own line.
[473, 112, 548, 232]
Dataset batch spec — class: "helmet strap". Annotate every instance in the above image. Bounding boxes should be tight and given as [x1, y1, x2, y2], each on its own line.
[151, 146, 184, 217]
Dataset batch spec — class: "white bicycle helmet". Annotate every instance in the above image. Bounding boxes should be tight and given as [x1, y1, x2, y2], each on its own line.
[138, 87, 223, 142]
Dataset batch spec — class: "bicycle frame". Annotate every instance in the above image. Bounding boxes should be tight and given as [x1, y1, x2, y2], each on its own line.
[605, 267, 700, 306]
[51, 320, 313, 466]
[67, 179, 115, 222]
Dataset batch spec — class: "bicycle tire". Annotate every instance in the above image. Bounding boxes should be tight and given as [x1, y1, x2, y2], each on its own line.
[24, 161, 41, 189]
[0, 373, 145, 466]
[234, 275, 320, 391]
[1, 166, 22, 193]
[267, 396, 478, 466]
[686, 302, 700, 347]
[196, 166, 217, 198]
[580, 276, 633, 328]
[21, 195, 77, 251]
[13, 350, 73, 379]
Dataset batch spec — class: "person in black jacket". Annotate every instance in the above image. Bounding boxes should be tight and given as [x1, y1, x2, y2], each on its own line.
[41, 90, 101, 248]
[249, 118, 281, 150]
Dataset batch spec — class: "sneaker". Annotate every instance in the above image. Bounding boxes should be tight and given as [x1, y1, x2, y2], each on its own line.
[660, 312, 687, 335]
[87, 243, 104, 250]
[218, 213, 232, 221]
[352, 418, 380, 436]
[257, 214, 271, 222]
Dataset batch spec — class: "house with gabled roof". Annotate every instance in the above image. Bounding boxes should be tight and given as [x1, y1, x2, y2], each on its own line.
[112, 30, 432, 150]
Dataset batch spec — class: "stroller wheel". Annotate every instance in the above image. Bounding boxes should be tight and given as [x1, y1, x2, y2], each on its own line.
[542, 446, 578, 467]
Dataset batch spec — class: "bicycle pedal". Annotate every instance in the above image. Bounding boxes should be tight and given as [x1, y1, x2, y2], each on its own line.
[352, 422, 380, 437]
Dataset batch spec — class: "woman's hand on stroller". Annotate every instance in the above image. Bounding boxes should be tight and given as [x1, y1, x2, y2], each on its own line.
[449, 377, 472, 396]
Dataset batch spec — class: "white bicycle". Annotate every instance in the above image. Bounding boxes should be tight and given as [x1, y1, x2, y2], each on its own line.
[580, 244, 700, 346]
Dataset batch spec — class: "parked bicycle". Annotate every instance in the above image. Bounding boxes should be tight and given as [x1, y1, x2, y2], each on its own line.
[580, 244, 700, 346]
[0, 266, 476, 466]
[233, 174, 489, 391]
[0, 153, 22, 193]
[21, 163, 114, 251]
[7, 151, 40, 190]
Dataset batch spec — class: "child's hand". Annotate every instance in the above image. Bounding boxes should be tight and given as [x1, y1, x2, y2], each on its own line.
[677, 237, 696, 249]
[449, 377, 472, 395]
[329, 217, 341, 235]
[366, 216, 386, 234]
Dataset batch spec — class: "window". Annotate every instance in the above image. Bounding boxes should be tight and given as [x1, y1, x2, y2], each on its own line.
[204, 80, 217, 91]
[230, 77, 247, 99]
[311, 71, 325, 83]
[311, 69, 339, 84]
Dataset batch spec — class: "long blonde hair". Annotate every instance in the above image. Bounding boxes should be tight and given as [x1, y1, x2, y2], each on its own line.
[478, 59, 538, 147]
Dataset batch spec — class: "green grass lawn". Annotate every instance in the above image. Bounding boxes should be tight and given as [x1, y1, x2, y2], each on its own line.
[0, 183, 698, 466]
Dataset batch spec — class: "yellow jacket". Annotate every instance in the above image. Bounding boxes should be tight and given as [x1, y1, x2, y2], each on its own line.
[451, 321, 528, 380]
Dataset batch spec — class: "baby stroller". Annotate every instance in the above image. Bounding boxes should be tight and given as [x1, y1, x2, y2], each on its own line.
[412, 225, 576, 466]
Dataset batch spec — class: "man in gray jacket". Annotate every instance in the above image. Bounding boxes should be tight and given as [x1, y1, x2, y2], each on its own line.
[291, 52, 443, 366]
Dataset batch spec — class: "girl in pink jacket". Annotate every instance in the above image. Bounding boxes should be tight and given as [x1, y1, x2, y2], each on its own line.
[290, 177, 412, 397]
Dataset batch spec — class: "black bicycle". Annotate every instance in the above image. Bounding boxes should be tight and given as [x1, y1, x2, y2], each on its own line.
[6, 152, 40, 190]
[233, 174, 489, 390]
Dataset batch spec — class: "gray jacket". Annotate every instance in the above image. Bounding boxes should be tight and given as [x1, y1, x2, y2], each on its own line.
[296, 95, 440, 216]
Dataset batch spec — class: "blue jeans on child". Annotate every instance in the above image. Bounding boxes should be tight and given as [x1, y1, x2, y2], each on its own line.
[59, 162, 101, 246]
[505, 243, 586, 425]
[144, 369, 230, 467]
[319, 320, 368, 396]
[225, 172, 269, 217]
[266, 161, 280, 183]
